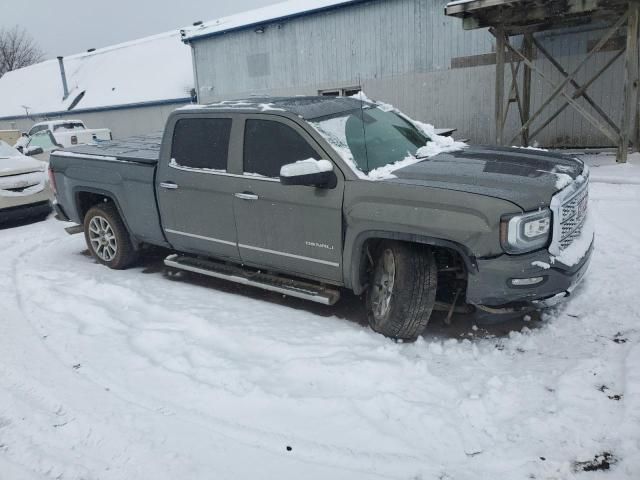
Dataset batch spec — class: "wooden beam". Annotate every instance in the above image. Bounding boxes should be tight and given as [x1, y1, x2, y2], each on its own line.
[533, 36, 621, 135]
[507, 13, 628, 144]
[494, 25, 506, 145]
[528, 49, 624, 140]
[504, 39, 620, 145]
[521, 33, 534, 146]
[619, 1, 640, 163]
[507, 59, 524, 131]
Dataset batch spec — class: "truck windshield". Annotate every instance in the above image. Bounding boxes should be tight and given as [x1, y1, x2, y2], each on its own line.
[0, 140, 20, 158]
[310, 106, 429, 174]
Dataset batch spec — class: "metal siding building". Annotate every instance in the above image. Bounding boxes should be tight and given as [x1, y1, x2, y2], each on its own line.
[185, 0, 624, 147]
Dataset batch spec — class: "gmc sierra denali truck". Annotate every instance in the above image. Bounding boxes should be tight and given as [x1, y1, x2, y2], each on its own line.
[49, 96, 593, 340]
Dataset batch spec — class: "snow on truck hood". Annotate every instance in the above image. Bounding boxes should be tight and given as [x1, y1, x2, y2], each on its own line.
[0, 155, 45, 177]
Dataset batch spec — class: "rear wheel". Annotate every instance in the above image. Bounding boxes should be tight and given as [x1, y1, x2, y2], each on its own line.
[83, 203, 138, 269]
[365, 241, 437, 341]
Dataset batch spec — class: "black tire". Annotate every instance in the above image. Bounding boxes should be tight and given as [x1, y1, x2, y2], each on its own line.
[83, 203, 138, 270]
[365, 241, 437, 341]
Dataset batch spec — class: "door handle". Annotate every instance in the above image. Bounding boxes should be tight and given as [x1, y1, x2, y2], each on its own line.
[234, 192, 259, 201]
[160, 182, 179, 190]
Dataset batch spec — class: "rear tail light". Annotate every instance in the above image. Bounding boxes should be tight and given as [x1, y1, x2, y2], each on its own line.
[71, 135, 78, 145]
[48, 165, 57, 196]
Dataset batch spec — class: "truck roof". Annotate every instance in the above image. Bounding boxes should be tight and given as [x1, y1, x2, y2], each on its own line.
[53, 97, 371, 165]
[180, 96, 372, 120]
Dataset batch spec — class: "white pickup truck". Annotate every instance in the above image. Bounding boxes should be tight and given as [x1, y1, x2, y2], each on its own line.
[19, 120, 112, 161]
[27, 120, 112, 146]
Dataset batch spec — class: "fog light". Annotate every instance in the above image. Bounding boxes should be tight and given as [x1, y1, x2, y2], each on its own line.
[511, 277, 544, 286]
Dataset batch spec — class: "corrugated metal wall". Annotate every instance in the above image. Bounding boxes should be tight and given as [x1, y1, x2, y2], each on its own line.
[192, 0, 625, 148]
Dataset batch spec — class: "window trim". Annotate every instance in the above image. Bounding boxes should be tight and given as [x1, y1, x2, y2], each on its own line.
[318, 86, 362, 97]
[240, 116, 328, 179]
[170, 117, 233, 172]
[169, 161, 280, 182]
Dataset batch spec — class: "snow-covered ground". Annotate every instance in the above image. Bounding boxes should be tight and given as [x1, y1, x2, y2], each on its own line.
[1, 153, 639, 479]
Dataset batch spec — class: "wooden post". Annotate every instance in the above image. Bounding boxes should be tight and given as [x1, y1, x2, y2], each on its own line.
[620, 1, 640, 163]
[522, 33, 533, 146]
[635, 12, 640, 153]
[495, 26, 506, 145]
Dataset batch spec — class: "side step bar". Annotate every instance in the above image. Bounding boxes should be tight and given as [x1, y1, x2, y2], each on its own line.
[164, 254, 341, 305]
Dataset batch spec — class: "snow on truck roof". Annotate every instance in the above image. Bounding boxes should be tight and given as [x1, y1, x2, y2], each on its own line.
[180, 96, 373, 120]
[181, 0, 366, 42]
[0, 30, 193, 120]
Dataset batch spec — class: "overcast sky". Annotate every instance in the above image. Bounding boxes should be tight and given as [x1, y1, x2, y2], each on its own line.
[0, 0, 279, 58]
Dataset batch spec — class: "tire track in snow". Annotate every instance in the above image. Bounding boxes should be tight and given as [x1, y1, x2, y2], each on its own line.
[8, 222, 444, 478]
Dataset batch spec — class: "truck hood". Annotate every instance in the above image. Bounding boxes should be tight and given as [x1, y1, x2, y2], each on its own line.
[386, 145, 584, 211]
[0, 155, 45, 177]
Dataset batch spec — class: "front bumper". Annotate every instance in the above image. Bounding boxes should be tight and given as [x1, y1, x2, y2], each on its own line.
[466, 239, 594, 308]
[0, 200, 52, 224]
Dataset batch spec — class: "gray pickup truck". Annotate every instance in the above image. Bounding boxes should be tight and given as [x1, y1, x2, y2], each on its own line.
[49, 96, 593, 340]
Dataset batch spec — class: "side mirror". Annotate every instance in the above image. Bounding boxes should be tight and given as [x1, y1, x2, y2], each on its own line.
[16, 146, 24, 153]
[280, 159, 336, 188]
[25, 146, 44, 156]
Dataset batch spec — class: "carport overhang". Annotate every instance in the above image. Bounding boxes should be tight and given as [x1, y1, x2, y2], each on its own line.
[446, 0, 640, 163]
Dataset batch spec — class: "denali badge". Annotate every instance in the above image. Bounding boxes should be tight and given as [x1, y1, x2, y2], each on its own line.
[306, 241, 334, 250]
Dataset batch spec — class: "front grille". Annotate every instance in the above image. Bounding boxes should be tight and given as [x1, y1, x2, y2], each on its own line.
[5, 184, 38, 193]
[554, 180, 589, 252]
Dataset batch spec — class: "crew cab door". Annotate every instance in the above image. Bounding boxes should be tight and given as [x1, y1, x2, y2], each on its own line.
[156, 115, 241, 260]
[232, 116, 344, 283]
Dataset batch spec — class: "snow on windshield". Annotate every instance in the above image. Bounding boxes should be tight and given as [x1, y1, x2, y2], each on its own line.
[311, 92, 467, 180]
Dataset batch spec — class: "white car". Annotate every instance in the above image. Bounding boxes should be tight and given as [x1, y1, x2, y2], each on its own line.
[0, 141, 51, 224]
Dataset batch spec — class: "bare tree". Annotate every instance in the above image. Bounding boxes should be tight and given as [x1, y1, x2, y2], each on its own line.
[0, 26, 44, 77]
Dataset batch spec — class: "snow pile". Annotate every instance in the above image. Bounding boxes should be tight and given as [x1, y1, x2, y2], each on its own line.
[553, 172, 573, 190]
[581, 152, 640, 185]
[280, 158, 332, 177]
[513, 145, 549, 152]
[414, 120, 468, 158]
[0, 178, 639, 478]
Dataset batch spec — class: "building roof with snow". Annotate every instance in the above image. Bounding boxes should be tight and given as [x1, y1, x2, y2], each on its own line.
[0, 30, 194, 120]
[181, 0, 367, 42]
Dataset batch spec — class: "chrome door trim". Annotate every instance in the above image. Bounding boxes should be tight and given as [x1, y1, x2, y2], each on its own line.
[238, 243, 340, 267]
[169, 162, 280, 182]
[164, 228, 236, 246]
[159, 182, 179, 189]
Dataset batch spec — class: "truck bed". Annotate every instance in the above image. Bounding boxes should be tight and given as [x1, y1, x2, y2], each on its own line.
[49, 132, 168, 248]
[62, 132, 162, 164]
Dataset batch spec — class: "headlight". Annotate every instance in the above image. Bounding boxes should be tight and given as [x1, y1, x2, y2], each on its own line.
[500, 209, 552, 254]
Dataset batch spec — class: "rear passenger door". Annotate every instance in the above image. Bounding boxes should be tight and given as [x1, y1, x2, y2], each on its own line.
[156, 115, 241, 261]
[232, 117, 344, 283]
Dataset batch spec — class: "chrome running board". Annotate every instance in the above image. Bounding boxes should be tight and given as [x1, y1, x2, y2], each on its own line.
[164, 254, 341, 305]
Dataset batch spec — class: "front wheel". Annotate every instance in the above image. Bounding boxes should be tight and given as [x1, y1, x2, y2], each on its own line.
[83, 203, 138, 269]
[365, 241, 437, 341]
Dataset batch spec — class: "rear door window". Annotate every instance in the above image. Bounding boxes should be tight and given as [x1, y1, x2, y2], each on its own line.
[243, 119, 319, 178]
[171, 118, 232, 171]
